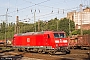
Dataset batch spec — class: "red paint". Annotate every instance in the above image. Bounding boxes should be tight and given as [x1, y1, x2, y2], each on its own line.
[12, 31, 69, 49]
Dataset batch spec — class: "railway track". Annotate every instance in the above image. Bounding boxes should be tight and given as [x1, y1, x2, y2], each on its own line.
[0, 47, 44, 60]
[0, 49, 23, 60]
[0, 47, 90, 60]
[0, 51, 44, 60]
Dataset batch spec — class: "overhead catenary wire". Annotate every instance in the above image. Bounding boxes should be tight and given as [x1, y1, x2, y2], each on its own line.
[7, 0, 50, 14]
[18, 6, 83, 23]
[22, 0, 88, 21]
[21, 10, 64, 23]
[16, 5, 88, 23]
[38, 12, 63, 21]
[1, 0, 89, 24]
[23, 0, 64, 11]
[18, 11, 59, 22]
[8, 0, 76, 15]
[7, 0, 87, 18]
[23, 0, 88, 12]
[0, 0, 89, 15]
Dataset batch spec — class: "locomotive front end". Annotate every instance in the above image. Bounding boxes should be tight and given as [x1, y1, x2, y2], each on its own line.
[54, 32, 70, 54]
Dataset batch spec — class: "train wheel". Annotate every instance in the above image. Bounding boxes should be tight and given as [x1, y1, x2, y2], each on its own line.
[38, 50, 42, 54]
[18, 49, 20, 52]
[18, 49, 23, 52]
[66, 50, 70, 54]
[26, 48, 30, 52]
[38, 49, 43, 54]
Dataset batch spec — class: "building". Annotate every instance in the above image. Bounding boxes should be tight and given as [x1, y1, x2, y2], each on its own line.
[67, 7, 90, 30]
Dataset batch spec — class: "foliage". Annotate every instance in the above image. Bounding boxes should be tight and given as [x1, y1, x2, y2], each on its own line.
[58, 18, 75, 36]
[72, 29, 90, 35]
[47, 18, 59, 31]
[71, 29, 80, 35]
[1, 17, 90, 40]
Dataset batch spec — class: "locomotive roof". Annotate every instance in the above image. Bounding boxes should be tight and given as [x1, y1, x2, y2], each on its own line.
[14, 31, 65, 36]
[16, 31, 44, 36]
[53, 31, 65, 33]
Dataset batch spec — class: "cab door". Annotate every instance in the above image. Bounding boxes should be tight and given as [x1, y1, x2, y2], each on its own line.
[44, 34, 51, 47]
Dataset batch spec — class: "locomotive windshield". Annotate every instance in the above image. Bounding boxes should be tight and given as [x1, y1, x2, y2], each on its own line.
[54, 33, 65, 38]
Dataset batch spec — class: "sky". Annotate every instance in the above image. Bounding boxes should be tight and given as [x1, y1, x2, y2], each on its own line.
[0, 0, 90, 23]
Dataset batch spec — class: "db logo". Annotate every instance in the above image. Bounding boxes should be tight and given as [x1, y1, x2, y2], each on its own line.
[27, 38, 30, 42]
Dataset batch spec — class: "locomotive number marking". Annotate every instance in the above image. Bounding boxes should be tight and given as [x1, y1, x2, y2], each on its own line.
[27, 38, 30, 42]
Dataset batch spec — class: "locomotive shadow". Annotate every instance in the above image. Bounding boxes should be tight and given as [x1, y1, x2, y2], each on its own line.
[54, 52, 67, 55]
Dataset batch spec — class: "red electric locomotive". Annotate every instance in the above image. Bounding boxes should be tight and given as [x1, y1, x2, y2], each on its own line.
[12, 31, 70, 54]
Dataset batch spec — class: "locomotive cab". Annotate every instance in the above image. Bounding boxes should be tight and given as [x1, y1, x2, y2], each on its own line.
[44, 31, 70, 54]
[53, 32, 70, 54]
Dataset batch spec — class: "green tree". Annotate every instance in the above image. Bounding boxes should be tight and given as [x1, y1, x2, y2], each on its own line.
[47, 18, 59, 31]
[58, 18, 75, 36]
[0, 22, 6, 33]
[0, 18, 76, 40]
[71, 29, 80, 35]
[72, 29, 90, 35]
